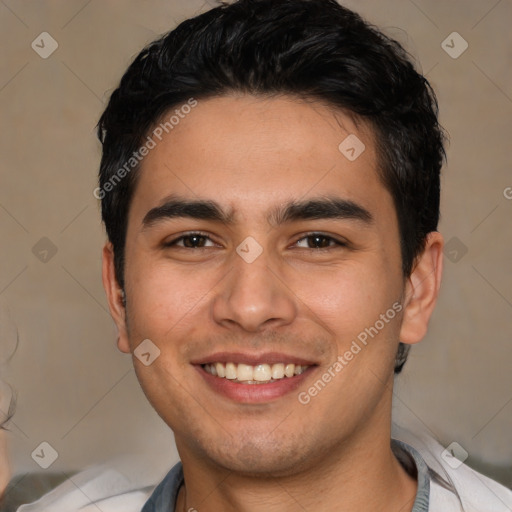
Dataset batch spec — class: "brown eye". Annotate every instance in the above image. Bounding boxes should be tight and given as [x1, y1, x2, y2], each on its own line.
[182, 234, 208, 248]
[296, 234, 344, 249]
[165, 233, 215, 248]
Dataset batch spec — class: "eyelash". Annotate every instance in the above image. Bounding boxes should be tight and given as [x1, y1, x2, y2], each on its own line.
[164, 232, 347, 250]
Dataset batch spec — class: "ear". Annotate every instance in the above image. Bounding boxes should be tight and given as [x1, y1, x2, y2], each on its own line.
[399, 232, 444, 345]
[102, 242, 131, 353]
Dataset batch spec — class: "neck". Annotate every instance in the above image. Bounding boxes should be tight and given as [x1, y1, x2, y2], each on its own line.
[175, 396, 417, 512]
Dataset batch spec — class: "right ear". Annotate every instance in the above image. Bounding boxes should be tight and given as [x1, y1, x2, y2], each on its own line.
[102, 242, 131, 353]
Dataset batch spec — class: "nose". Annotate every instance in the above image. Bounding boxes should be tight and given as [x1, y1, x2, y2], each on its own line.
[212, 249, 297, 333]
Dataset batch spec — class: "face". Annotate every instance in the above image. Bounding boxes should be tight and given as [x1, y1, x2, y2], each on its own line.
[103, 94, 441, 476]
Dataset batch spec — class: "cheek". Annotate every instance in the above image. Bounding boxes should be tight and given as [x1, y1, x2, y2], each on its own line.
[293, 261, 400, 332]
[124, 258, 221, 340]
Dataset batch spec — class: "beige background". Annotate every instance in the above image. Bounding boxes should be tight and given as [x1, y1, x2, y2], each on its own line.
[0, 0, 511, 490]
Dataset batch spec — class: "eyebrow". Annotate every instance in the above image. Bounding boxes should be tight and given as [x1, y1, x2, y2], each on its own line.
[270, 197, 373, 226]
[142, 196, 233, 228]
[142, 195, 373, 229]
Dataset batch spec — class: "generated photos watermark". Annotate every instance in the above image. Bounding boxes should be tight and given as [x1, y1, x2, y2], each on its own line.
[93, 98, 198, 200]
[298, 301, 403, 405]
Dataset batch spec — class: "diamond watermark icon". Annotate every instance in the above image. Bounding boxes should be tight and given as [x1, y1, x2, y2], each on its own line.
[441, 442, 468, 469]
[31, 441, 59, 469]
[338, 134, 365, 161]
[236, 236, 263, 264]
[444, 236, 468, 263]
[134, 339, 161, 366]
[441, 32, 468, 59]
[32, 237, 58, 263]
[31, 32, 59, 59]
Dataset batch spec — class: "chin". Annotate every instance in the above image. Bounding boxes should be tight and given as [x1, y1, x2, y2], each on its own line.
[197, 434, 317, 478]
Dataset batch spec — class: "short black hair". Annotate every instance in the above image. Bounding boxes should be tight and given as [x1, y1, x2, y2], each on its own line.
[97, 0, 445, 374]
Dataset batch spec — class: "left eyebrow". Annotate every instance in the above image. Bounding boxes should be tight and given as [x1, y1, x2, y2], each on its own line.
[269, 197, 373, 226]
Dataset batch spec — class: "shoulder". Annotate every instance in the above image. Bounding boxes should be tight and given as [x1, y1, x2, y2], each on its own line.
[429, 453, 512, 511]
[393, 427, 512, 511]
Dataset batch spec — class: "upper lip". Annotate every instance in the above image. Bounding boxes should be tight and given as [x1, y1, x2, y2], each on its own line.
[191, 351, 318, 366]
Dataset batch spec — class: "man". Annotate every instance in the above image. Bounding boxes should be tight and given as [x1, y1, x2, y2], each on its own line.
[96, 0, 511, 511]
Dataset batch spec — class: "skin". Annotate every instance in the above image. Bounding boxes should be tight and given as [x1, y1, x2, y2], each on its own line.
[103, 94, 443, 512]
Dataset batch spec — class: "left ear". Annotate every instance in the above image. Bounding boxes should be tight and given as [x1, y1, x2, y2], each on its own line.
[399, 231, 444, 345]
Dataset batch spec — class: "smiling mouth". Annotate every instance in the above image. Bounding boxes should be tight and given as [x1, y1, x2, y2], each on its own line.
[201, 362, 310, 384]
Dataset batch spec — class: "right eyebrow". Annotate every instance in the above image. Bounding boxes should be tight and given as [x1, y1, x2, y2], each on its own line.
[141, 196, 233, 230]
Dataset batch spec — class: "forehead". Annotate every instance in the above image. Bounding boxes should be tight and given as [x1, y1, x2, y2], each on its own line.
[129, 94, 392, 225]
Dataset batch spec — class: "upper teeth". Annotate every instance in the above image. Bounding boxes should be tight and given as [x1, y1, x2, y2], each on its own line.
[203, 362, 309, 382]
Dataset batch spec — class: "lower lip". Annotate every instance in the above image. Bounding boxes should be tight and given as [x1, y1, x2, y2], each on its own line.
[196, 365, 316, 403]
